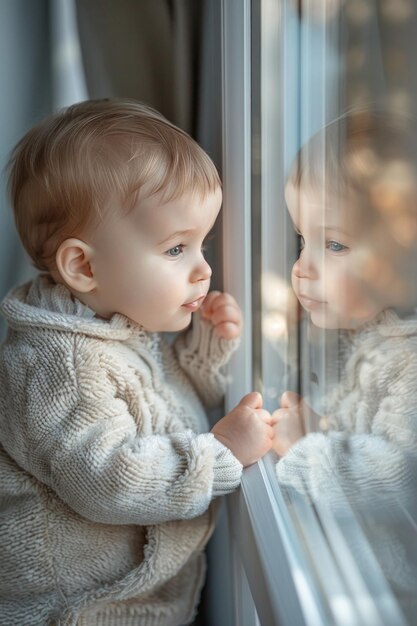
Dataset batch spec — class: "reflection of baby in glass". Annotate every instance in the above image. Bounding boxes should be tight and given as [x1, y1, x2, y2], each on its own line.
[274, 110, 417, 616]
[0, 99, 274, 625]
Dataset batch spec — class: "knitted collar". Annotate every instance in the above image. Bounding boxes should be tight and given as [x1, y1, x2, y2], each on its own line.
[0, 274, 154, 343]
[344, 308, 417, 340]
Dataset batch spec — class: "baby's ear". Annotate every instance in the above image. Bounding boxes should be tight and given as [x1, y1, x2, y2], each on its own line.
[55, 238, 97, 293]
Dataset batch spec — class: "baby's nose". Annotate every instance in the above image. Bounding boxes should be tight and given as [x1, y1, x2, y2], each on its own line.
[191, 257, 212, 282]
[293, 252, 319, 280]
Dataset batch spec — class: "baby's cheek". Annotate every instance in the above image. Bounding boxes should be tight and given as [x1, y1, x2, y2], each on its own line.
[291, 268, 300, 295]
[292, 259, 301, 279]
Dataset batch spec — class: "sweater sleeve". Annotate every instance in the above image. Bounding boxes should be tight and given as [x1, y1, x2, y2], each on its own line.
[3, 340, 242, 526]
[276, 431, 417, 511]
[174, 312, 240, 409]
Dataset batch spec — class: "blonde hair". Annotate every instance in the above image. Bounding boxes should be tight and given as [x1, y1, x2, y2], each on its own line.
[8, 99, 221, 271]
[288, 109, 416, 211]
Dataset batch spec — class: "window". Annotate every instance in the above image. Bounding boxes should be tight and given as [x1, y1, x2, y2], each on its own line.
[220, 1, 417, 624]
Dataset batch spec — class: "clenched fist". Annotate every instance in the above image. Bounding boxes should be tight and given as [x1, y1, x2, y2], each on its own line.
[212, 392, 275, 467]
[201, 291, 243, 340]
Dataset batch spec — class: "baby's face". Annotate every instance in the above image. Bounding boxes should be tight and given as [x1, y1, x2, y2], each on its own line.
[84, 186, 222, 331]
[286, 181, 394, 329]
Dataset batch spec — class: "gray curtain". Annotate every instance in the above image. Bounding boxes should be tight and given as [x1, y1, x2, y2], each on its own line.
[76, 0, 202, 136]
[0, 0, 88, 337]
[0, 1, 50, 337]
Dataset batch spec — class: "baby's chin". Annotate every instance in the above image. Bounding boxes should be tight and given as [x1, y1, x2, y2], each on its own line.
[127, 315, 193, 334]
[159, 316, 194, 334]
[308, 310, 374, 331]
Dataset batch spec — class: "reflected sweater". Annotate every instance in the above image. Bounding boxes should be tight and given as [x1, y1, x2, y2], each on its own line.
[276, 310, 417, 611]
[0, 275, 243, 626]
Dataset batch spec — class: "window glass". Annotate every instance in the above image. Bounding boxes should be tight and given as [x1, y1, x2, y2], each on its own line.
[257, 1, 417, 623]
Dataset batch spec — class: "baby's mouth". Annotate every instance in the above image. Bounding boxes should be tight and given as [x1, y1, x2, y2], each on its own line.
[182, 296, 206, 311]
[298, 294, 325, 310]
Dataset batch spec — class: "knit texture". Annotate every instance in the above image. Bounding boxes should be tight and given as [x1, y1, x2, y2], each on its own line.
[0, 275, 243, 625]
[276, 309, 417, 618]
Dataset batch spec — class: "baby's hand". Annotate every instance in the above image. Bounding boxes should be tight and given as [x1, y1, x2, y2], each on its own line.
[211, 392, 274, 467]
[272, 391, 307, 457]
[201, 291, 243, 339]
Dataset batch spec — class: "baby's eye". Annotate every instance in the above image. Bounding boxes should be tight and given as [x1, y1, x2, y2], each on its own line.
[326, 240, 348, 253]
[298, 235, 305, 252]
[165, 244, 184, 257]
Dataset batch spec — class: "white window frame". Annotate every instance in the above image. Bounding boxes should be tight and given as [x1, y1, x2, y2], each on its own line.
[219, 2, 408, 625]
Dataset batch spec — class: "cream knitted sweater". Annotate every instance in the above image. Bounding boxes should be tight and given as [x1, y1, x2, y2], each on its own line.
[0, 275, 243, 626]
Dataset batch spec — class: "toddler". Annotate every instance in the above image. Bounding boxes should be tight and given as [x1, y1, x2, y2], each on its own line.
[274, 110, 417, 619]
[0, 99, 274, 626]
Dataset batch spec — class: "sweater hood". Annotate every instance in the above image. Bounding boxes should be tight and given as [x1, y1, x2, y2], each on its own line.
[0, 275, 141, 341]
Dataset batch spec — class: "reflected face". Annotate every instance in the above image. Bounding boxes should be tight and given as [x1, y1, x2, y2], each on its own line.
[85, 187, 222, 332]
[286, 182, 393, 329]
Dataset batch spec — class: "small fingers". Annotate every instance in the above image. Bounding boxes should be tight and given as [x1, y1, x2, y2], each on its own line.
[270, 410, 280, 426]
[211, 304, 242, 327]
[201, 293, 243, 339]
[273, 408, 301, 430]
[202, 292, 240, 317]
[239, 391, 263, 410]
[201, 291, 222, 317]
[255, 408, 272, 424]
[266, 424, 276, 440]
[210, 292, 239, 311]
[213, 321, 241, 339]
[272, 407, 288, 422]
[211, 302, 242, 339]
[280, 390, 301, 409]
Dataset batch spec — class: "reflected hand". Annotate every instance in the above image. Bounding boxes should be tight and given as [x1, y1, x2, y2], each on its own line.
[272, 391, 308, 457]
[201, 291, 243, 339]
